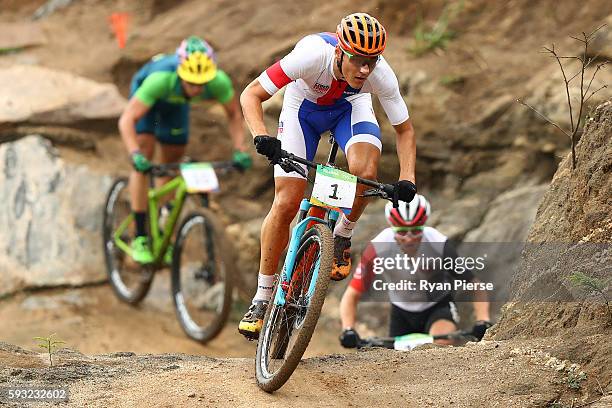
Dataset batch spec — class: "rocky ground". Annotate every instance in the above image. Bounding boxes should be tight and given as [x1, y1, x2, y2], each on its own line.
[1, 337, 611, 407]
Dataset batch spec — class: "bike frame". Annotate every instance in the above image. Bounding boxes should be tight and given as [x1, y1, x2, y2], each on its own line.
[273, 200, 339, 307]
[113, 174, 189, 265]
[273, 136, 343, 308]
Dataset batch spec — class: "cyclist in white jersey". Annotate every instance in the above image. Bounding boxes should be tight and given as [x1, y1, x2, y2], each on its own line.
[339, 195, 493, 347]
[239, 13, 418, 339]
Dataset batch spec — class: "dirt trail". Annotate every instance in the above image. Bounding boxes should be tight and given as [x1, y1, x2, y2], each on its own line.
[3, 337, 606, 408]
[0, 272, 344, 358]
[3, 277, 606, 407]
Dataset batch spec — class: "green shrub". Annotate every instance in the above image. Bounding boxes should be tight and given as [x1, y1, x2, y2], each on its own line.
[409, 1, 463, 56]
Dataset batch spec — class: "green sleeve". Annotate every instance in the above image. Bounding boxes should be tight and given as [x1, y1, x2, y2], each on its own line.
[206, 70, 235, 104]
[133, 71, 174, 106]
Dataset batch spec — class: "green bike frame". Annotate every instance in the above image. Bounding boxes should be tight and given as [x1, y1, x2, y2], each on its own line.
[113, 175, 188, 264]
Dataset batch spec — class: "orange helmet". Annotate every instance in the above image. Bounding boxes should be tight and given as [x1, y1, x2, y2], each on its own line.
[336, 13, 387, 57]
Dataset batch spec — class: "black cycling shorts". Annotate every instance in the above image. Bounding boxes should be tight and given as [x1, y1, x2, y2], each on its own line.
[389, 299, 458, 337]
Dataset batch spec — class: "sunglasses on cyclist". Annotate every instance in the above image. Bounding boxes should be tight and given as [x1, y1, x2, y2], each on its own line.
[341, 49, 380, 69]
[392, 226, 424, 237]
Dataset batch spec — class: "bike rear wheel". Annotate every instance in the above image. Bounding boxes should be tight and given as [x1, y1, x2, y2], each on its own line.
[103, 178, 154, 304]
[255, 223, 333, 392]
[171, 208, 235, 343]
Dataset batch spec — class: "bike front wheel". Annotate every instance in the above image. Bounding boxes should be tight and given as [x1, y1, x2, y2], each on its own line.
[103, 178, 154, 304]
[171, 208, 235, 343]
[255, 223, 333, 392]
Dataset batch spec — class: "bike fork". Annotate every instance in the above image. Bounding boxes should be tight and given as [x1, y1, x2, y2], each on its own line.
[275, 199, 331, 307]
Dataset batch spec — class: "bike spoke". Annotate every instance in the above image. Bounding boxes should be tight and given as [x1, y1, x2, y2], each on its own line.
[260, 233, 322, 378]
[104, 179, 154, 303]
[172, 211, 233, 343]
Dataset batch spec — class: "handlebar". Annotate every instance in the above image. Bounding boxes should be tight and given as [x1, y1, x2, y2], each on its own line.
[147, 160, 240, 178]
[357, 337, 395, 349]
[276, 149, 398, 205]
[357, 330, 478, 349]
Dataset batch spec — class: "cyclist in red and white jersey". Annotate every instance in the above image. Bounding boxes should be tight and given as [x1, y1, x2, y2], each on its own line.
[339, 195, 493, 348]
[239, 13, 418, 339]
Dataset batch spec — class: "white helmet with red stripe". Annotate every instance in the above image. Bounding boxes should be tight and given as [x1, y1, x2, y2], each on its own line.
[385, 194, 430, 227]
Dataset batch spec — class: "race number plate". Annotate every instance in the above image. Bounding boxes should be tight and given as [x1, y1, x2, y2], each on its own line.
[180, 163, 219, 193]
[393, 333, 434, 351]
[310, 165, 356, 213]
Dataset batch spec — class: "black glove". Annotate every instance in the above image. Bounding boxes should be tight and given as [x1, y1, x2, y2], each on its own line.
[392, 180, 417, 204]
[472, 320, 493, 341]
[339, 328, 360, 348]
[253, 135, 282, 164]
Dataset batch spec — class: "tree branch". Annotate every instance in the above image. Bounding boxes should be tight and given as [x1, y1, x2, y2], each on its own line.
[584, 62, 608, 96]
[569, 35, 586, 43]
[574, 32, 588, 134]
[584, 85, 608, 103]
[516, 99, 572, 138]
[522, 25, 608, 171]
[568, 53, 604, 83]
[586, 23, 607, 40]
[542, 45, 576, 131]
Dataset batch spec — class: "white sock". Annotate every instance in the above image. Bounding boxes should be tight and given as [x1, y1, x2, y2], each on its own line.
[333, 214, 356, 238]
[253, 273, 275, 302]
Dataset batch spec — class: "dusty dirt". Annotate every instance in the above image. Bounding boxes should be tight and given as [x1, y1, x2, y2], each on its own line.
[1, 337, 610, 407]
[0, 275, 344, 358]
[1, 282, 610, 407]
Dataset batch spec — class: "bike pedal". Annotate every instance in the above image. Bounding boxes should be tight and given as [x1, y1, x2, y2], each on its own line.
[238, 327, 260, 341]
[240, 332, 259, 341]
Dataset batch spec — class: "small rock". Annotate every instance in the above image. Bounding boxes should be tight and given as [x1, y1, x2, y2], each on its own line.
[111, 352, 136, 358]
[163, 365, 180, 371]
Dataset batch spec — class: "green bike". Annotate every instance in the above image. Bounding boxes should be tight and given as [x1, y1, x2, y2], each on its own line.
[102, 160, 238, 343]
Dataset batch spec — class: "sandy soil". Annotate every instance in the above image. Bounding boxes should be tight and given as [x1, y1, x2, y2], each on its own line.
[1, 280, 610, 407]
[0, 273, 345, 358]
[2, 337, 609, 408]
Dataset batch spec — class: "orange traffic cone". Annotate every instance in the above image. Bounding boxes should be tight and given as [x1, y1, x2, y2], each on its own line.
[109, 12, 129, 49]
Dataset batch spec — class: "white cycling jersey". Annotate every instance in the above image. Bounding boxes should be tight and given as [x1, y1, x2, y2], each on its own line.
[258, 32, 409, 125]
[255, 32, 410, 178]
[350, 227, 475, 312]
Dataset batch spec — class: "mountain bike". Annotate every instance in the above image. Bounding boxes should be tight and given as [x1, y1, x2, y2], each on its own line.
[357, 330, 478, 350]
[255, 137, 397, 392]
[102, 160, 238, 343]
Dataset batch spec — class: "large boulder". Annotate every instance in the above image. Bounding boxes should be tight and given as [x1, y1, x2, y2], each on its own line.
[0, 65, 126, 126]
[0, 135, 112, 298]
[0, 22, 47, 50]
[464, 184, 548, 242]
